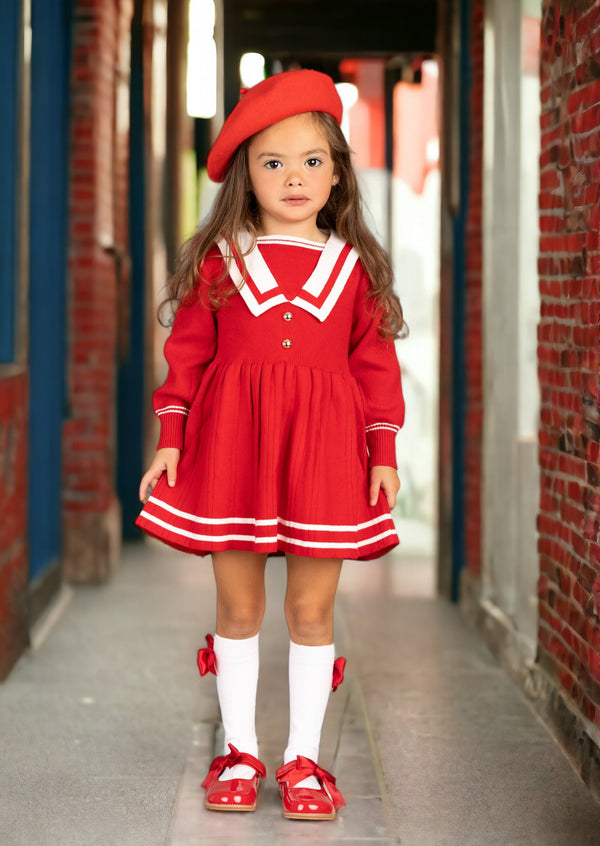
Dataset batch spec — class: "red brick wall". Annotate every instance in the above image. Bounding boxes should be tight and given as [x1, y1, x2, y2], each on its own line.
[0, 370, 29, 679]
[538, 0, 600, 730]
[63, 0, 133, 581]
[464, 0, 484, 578]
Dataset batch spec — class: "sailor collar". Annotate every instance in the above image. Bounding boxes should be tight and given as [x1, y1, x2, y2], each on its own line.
[216, 231, 359, 321]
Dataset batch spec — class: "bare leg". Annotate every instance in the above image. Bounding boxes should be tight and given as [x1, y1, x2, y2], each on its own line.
[284, 553, 342, 645]
[212, 550, 268, 637]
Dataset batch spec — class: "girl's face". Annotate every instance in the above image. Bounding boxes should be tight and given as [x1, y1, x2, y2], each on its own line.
[247, 113, 337, 240]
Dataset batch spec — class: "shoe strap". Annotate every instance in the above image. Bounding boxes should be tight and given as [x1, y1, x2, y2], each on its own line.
[202, 743, 266, 789]
[276, 755, 345, 809]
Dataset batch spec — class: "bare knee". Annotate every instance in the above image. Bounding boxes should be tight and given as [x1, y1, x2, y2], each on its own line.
[284, 555, 341, 645]
[212, 551, 266, 638]
[217, 598, 264, 638]
[285, 596, 334, 645]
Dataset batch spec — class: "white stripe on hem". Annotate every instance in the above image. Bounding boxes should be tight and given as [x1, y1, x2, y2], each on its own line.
[138, 511, 398, 551]
[139, 512, 277, 543]
[147, 496, 394, 533]
[276, 529, 398, 550]
[147, 497, 278, 526]
[277, 513, 392, 532]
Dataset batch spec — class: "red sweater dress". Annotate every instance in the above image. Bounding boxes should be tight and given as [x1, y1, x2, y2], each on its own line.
[135, 232, 405, 560]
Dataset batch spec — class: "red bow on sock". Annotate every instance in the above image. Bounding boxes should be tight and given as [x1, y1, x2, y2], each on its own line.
[201, 743, 267, 789]
[197, 634, 217, 676]
[332, 656, 346, 691]
[276, 756, 345, 809]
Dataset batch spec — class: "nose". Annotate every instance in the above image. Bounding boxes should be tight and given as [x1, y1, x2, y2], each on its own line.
[286, 169, 303, 186]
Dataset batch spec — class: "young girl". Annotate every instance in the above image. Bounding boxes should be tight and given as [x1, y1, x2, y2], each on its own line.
[136, 69, 406, 821]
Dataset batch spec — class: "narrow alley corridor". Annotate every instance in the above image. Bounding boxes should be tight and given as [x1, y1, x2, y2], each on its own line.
[1, 542, 599, 846]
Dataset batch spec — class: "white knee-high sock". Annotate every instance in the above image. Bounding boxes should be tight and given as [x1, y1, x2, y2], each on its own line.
[284, 641, 335, 789]
[213, 633, 259, 780]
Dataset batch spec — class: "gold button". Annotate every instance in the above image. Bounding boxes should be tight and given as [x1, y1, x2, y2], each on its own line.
[283, 311, 293, 321]
[282, 339, 292, 349]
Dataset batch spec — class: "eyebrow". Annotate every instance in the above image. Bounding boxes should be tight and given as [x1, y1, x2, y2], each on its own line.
[256, 148, 330, 159]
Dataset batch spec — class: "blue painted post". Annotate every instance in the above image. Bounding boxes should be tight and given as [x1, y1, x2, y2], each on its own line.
[27, 0, 72, 583]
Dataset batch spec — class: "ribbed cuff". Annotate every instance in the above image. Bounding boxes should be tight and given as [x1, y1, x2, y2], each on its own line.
[366, 428, 398, 468]
[156, 413, 186, 451]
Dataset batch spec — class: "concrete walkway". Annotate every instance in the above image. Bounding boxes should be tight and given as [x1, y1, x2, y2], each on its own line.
[1, 541, 600, 845]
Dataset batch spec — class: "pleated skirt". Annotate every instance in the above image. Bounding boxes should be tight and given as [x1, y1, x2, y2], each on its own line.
[135, 360, 399, 560]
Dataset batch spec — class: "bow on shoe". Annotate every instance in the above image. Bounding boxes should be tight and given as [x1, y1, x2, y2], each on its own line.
[332, 656, 346, 691]
[202, 743, 267, 790]
[276, 756, 345, 809]
[197, 634, 217, 676]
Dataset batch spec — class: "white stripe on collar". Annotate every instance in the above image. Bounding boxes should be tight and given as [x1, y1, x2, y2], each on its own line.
[257, 235, 326, 251]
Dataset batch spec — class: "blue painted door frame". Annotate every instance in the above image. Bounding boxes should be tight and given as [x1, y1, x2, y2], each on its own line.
[0, 1, 21, 362]
[117, 0, 146, 537]
[28, 0, 72, 583]
[449, 0, 473, 601]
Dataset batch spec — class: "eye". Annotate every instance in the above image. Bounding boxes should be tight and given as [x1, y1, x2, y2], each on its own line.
[305, 158, 322, 168]
[264, 159, 282, 169]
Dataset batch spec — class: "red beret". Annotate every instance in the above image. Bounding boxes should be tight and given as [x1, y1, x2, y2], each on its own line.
[207, 70, 343, 183]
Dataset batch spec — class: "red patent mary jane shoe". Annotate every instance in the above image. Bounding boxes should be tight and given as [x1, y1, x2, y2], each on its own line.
[202, 743, 266, 812]
[276, 756, 345, 821]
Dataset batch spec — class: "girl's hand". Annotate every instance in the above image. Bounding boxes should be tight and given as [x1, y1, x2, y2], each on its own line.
[369, 465, 401, 509]
[138, 448, 181, 502]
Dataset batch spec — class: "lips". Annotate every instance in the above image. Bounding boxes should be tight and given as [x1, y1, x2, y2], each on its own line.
[283, 195, 309, 205]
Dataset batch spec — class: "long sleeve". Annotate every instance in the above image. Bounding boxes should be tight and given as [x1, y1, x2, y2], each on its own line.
[348, 270, 405, 468]
[153, 290, 218, 451]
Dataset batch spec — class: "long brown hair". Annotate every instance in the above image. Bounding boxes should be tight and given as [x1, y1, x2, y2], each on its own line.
[163, 112, 407, 339]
